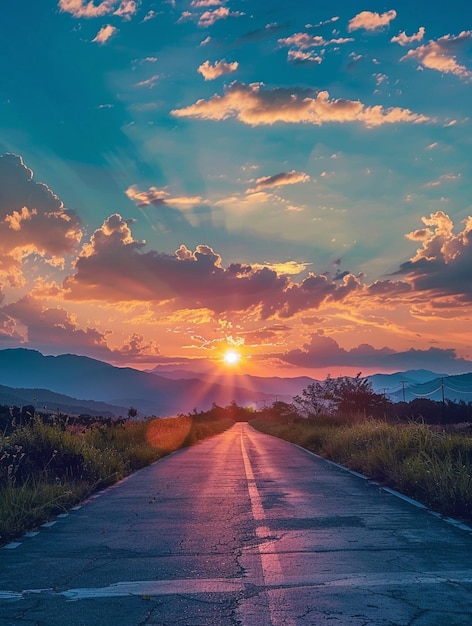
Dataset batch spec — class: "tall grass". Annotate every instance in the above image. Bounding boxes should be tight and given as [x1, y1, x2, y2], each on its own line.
[0, 480, 90, 542]
[252, 415, 472, 520]
[0, 414, 232, 545]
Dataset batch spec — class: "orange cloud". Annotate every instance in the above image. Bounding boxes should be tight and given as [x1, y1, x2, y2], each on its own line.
[198, 7, 243, 27]
[171, 82, 430, 127]
[391, 27, 425, 46]
[191, 0, 225, 6]
[348, 9, 397, 32]
[58, 0, 115, 18]
[92, 24, 118, 44]
[277, 32, 352, 64]
[113, 0, 137, 20]
[198, 60, 239, 80]
[401, 31, 472, 80]
[278, 33, 353, 49]
[58, 0, 137, 19]
[1, 295, 160, 362]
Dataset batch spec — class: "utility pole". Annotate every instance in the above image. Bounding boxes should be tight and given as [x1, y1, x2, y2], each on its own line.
[400, 381, 407, 403]
[441, 378, 445, 423]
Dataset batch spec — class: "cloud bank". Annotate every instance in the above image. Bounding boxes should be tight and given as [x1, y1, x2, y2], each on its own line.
[282, 332, 472, 374]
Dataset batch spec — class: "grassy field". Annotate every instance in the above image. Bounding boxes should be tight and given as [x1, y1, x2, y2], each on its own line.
[251, 414, 472, 520]
[0, 414, 233, 545]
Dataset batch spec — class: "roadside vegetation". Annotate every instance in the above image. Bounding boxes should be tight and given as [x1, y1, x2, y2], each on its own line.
[0, 410, 232, 545]
[2, 373, 472, 545]
[252, 374, 472, 521]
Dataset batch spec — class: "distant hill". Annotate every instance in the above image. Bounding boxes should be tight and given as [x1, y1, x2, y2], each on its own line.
[0, 349, 273, 416]
[367, 370, 472, 403]
[151, 367, 315, 401]
[0, 384, 126, 418]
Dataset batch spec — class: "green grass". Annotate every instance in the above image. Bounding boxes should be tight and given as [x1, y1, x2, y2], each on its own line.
[252, 415, 472, 520]
[0, 480, 90, 542]
[0, 414, 232, 545]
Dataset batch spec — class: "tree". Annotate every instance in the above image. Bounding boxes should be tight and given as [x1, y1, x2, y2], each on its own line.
[293, 373, 388, 418]
[127, 406, 138, 419]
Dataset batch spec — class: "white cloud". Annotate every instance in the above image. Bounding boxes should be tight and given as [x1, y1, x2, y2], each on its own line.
[423, 173, 461, 188]
[136, 74, 160, 88]
[143, 10, 156, 22]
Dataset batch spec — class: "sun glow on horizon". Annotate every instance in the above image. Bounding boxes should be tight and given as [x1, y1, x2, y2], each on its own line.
[223, 349, 241, 366]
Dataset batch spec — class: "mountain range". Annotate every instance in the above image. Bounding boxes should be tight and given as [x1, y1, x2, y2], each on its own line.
[0, 348, 470, 418]
[0, 349, 274, 416]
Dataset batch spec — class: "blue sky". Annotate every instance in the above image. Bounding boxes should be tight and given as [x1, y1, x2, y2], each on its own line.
[0, 0, 471, 377]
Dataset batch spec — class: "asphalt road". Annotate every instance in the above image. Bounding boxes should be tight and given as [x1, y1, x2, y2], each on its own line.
[2, 422, 472, 625]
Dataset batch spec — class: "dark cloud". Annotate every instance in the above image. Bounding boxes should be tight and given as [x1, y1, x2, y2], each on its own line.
[247, 170, 310, 193]
[236, 22, 286, 43]
[3, 296, 110, 352]
[0, 154, 82, 284]
[395, 212, 472, 299]
[63, 214, 363, 318]
[282, 332, 472, 374]
[366, 279, 412, 298]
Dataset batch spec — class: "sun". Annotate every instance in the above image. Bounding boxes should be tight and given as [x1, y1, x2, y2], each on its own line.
[223, 350, 241, 366]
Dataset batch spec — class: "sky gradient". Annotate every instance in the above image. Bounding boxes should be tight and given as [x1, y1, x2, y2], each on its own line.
[0, 0, 471, 377]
